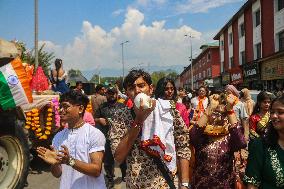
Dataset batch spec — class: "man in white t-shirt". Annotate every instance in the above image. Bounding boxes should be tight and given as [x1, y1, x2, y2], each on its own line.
[37, 90, 106, 189]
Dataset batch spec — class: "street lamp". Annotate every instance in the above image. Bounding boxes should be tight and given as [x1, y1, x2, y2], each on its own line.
[184, 34, 194, 90]
[120, 40, 129, 81]
[34, 0, 39, 72]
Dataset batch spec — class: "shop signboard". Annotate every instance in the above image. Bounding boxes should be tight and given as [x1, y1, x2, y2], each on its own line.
[261, 58, 284, 80]
[230, 69, 243, 85]
[213, 76, 222, 87]
[221, 72, 230, 85]
[243, 62, 260, 80]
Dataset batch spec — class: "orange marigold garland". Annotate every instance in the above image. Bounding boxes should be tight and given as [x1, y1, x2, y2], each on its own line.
[24, 106, 53, 140]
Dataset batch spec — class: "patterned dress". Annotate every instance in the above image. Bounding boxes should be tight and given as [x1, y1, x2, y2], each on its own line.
[189, 124, 246, 189]
[108, 105, 191, 189]
[243, 138, 284, 188]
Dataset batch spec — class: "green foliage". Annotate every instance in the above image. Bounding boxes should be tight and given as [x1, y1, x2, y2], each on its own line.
[17, 42, 55, 76]
[68, 69, 83, 77]
[151, 70, 178, 86]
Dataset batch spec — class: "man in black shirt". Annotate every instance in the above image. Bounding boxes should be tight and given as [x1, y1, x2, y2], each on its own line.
[95, 87, 127, 188]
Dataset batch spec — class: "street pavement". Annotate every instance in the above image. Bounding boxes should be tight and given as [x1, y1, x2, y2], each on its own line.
[25, 155, 126, 189]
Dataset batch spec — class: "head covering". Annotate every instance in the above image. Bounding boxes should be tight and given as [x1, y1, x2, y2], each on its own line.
[225, 85, 240, 97]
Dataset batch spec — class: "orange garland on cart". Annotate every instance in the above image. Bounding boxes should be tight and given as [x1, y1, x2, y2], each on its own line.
[25, 107, 53, 140]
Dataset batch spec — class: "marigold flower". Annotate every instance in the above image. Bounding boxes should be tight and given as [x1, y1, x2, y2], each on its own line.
[45, 130, 51, 135]
[36, 133, 43, 137]
[45, 126, 52, 130]
[39, 135, 47, 140]
[31, 108, 39, 113]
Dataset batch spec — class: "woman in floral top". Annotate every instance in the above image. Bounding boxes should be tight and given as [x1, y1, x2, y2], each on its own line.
[249, 91, 272, 140]
[244, 95, 284, 188]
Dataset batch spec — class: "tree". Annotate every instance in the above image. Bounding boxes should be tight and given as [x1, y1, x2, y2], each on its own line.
[151, 70, 178, 86]
[16, 42, 55, 76]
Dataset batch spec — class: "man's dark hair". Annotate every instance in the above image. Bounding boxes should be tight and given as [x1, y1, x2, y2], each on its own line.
[154, 77, 177, 100]
[76, 81, 83, 86]
[95, 84, 105, 93]
[59, 90, 89, 111]
[123, 69, 152, 90]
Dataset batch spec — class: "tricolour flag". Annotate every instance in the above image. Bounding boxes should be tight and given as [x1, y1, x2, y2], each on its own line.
[0, 58, 33, 110]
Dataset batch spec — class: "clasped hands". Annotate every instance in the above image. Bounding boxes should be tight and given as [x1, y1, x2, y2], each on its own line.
[36, 145, 71, 165]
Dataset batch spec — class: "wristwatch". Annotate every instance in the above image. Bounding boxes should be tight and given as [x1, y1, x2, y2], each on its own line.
[181, 182, 191, 189]
[67, 157, 76, 167]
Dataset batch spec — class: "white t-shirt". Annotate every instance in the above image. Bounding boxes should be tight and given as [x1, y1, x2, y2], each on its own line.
[52, 123, 106, 189]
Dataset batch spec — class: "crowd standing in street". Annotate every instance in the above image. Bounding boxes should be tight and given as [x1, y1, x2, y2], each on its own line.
[95, 87, 127, 188]
[34, 65, 284, 189]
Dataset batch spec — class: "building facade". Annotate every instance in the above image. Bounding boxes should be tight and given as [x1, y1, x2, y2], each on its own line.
[179, 43, 221, 90]
[214, 0, 284, 91]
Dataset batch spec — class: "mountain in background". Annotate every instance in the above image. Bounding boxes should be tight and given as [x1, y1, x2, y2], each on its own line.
[81, 64, 185, 80]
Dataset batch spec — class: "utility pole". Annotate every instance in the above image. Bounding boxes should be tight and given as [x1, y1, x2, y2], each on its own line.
[120, 40, 129, 81]
[185, 34, 194, 90]
[34, 0, 39, 72]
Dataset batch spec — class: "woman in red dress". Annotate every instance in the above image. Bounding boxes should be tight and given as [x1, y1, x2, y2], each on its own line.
[249, 91, 272, 140]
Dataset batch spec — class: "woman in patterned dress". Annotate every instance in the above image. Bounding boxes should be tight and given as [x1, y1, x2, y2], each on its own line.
[243, 95, 284, 188]
[249, 91, 272, 140]
[189, 93, 246, 188]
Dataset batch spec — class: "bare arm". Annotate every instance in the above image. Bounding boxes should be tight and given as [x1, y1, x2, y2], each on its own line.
[51, 163, 62, 178]
[114, 125, 141, 164]
[71, 151, 104, 177]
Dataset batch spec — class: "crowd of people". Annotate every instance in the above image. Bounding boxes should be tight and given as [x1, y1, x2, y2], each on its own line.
[36, 61, 284, 189]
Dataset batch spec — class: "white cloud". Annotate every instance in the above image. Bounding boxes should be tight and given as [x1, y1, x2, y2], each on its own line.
[136, 0, 167, 7]
[112, 9, 124, 17]
[40, 8, 218, 75]
[175, 0, 243, 14]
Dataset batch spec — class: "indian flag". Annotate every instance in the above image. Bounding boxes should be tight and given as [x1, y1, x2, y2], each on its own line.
[0, 58, 33, 110]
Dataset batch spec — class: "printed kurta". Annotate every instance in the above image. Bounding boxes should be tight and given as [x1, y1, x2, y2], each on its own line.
[108, 106, 191, 188]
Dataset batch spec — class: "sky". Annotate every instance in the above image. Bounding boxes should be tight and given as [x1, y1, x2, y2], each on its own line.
[0, 0, 247, 77]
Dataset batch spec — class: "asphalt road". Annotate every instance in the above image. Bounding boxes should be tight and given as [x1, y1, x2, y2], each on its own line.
[25, 154, 126, 189]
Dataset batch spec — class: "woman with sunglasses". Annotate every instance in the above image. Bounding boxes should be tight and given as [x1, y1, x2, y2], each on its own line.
[243, 95, 284, 188]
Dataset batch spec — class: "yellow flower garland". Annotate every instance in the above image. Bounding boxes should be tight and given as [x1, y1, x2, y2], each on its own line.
[24, 107, 53, 140]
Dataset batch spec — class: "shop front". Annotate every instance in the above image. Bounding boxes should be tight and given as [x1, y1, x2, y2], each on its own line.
[221, 72, 231, 86]
[213, 76, 222, 88]
[230, 68, 243, 89]
[260, 51, 284, 92]
[242, 61, 262, 90]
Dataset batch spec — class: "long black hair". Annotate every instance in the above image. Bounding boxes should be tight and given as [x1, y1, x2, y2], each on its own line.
[251, 91, 271, 115]
[262, 94, 284, 148]
[54, 59, 62, 85]
[154, 77, 177, 100]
